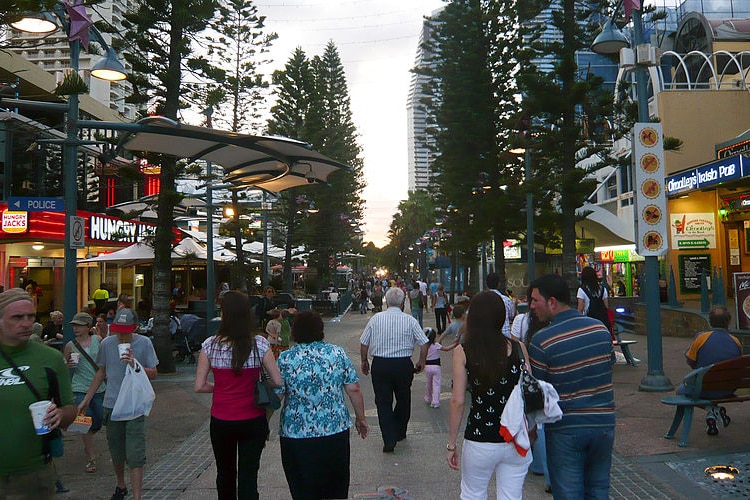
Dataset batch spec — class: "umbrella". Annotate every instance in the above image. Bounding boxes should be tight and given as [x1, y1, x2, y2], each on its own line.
[117, 118, 350, 190]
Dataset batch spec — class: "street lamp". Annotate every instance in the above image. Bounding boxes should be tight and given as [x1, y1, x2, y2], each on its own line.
[511, 147, 535, 283]
[11, 2, 127, 341]
[592, 2, 672, 391]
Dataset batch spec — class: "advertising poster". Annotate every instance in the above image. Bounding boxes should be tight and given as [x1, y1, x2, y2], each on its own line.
[678, 254, 711, 294]
[734, 272, 750, 330]
[670, 213, 717, 250]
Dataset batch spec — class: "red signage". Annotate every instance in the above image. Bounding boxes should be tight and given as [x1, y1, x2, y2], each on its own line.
[0, 203, 160, 246]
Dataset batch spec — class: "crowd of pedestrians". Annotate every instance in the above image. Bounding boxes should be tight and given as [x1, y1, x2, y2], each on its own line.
[3, 266, 744, 500]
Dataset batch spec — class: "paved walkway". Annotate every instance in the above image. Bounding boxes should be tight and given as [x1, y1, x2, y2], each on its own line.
[53, 304, 750, 499]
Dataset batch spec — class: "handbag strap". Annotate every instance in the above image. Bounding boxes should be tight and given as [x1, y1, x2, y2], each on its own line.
[72, 339, 99, 370]
[516, 340, 533, 373]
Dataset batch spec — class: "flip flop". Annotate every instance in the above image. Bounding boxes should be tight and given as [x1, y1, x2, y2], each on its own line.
[85, 459, 97, 473]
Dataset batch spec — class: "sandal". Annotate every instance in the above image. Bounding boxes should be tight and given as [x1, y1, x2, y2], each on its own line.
[85, 459, 97, 473]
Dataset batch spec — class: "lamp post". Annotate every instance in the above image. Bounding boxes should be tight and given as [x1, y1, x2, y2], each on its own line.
[592, 3, 672, 391]
[10, 2, 126, 341]
[511, 147, 535, 283]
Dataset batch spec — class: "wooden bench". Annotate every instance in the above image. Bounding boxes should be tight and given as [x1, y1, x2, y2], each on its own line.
[661, 355, 750, 447]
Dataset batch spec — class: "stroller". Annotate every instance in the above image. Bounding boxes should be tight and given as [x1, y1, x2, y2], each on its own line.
[173, 314, 208, 363]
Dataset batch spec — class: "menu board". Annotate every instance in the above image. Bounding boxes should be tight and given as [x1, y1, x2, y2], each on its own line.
[678, 254, 711, 294]
[734, 273, 750, 330]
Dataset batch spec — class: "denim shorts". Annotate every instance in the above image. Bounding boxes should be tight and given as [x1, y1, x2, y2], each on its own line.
[74, 392, 104, 432]
[103, 407, 147, 468]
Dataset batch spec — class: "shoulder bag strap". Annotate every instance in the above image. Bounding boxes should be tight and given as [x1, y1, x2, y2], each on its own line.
[72, 339, 99, 370]
[516, 340, 533, 373]
[0, 346, 42, 400]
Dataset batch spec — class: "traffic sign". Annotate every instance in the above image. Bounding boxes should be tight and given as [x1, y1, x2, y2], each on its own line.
[8, 196, 64, 212]
[70, 216, 85, 249]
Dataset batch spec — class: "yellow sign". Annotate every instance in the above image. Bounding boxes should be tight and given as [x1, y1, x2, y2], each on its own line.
[2, 210, 28, 233]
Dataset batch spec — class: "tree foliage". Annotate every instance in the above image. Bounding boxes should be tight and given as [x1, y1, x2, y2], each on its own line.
[516, 0, 616, 291]
[267, 42, 365, 288]
[120, 0, 219, 373]
[418, 0, 526, 290]
[199, 0, 277, 133]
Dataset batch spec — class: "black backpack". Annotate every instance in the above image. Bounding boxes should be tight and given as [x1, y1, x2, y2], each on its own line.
[583, 286, 611, 332]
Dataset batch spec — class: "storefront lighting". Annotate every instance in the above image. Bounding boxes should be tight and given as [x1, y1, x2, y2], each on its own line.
[32, 243, 45, 251]
[705, 465, 739, 481]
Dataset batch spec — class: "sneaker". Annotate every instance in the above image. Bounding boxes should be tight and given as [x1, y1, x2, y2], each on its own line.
[430, 403, 440, 408]
[719, 406, 731, 427]
[706, 417, 719, 436]
[111, 486, 128, 500]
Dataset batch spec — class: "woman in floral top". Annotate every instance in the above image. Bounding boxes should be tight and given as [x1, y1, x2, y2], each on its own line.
[194, 291, 282, 500]
[446, 291, 532, 499]
[277, 310, 368, 499]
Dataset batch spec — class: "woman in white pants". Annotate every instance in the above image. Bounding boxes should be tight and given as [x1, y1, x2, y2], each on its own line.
[446, 291, 532, 499]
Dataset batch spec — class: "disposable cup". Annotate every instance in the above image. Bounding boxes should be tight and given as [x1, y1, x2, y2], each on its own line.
[70, 352, 80, 366]
[29, 400, 52, 435]
[118, 343, 131, 360]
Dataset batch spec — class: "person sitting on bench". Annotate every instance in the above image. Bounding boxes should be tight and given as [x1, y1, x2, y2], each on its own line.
[677, 306, 742, 436]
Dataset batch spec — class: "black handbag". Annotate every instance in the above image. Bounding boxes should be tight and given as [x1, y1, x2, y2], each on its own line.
[253, 341, 281, 411]
[255, 371, 281, 410]
[517, 343, 545, 413]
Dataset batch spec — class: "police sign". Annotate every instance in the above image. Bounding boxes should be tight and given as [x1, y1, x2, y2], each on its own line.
[8, 197, 64, 212]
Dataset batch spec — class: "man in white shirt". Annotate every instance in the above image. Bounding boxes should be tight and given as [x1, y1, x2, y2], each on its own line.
[486, 273, 516, 338]
[360, 287, 429, 453]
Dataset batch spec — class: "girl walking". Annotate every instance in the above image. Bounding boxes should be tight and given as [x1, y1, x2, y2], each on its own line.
[424, 328, 449, 408]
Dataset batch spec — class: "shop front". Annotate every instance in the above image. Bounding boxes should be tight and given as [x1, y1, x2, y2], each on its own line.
[665, 150, 750, 304]
[0, 203, 156, 321]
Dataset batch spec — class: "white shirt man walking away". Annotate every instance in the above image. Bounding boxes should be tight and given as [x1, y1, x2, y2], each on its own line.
[360, 287, 429, 453]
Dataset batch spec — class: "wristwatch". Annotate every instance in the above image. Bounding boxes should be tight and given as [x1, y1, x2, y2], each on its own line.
[446, 443, 456, 451]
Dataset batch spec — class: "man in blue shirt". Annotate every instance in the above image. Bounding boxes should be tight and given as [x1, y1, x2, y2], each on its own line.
[679, 306, 742, 435]
[529, 274, 615, 500]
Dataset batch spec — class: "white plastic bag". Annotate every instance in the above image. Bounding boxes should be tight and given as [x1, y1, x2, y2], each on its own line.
[111, 359, 155, 421]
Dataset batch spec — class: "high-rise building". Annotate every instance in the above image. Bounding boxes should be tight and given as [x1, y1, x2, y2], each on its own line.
[406, 9, 441, 192]
[6, 0, 137, 120]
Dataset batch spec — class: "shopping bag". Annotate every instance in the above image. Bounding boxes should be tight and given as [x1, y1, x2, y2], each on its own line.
[111, 359, 155, 421]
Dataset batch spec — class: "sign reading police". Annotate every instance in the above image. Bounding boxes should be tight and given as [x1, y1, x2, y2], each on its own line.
[8, 197, 64, 212]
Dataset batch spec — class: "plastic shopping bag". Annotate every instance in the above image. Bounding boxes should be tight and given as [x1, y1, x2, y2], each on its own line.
[111, 359, 155, 421]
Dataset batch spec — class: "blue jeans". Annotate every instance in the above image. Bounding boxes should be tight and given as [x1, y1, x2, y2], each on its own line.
[530, 424, 549, 486]
[410, 306, 423, 327]
[545, 426, 614, 499]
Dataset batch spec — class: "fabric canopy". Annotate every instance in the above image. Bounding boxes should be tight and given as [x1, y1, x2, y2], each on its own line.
[117, 118, 350, 193]
[78, 238, 236, 266]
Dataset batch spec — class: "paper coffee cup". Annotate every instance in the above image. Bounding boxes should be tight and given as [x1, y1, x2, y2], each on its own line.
[118, 343, 130, 359]
[29, 400, 52, 435]
[69, 352, 80, 366]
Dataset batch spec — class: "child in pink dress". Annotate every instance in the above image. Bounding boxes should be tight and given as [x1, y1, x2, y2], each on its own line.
[423, 328, 449, 408]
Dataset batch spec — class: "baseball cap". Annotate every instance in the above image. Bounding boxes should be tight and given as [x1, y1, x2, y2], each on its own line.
[110, 308, 139, 333]
[70, 312, 93, 326]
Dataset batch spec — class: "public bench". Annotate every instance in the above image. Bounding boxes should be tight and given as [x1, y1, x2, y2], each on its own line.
[661, 355, 750, 447]
[613, 323, 639, 366]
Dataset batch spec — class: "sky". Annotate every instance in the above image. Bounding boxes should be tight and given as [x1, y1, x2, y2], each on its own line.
[254, 0, 445, 248]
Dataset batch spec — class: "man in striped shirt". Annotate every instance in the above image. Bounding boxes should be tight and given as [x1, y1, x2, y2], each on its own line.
[528, 274, 615, 500]
[360, 286, 429, 453]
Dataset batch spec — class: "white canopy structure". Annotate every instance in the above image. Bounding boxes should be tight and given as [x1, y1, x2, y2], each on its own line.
[78, 238, 235, 266]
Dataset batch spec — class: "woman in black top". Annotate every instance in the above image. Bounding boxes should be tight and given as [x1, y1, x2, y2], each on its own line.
[446, 291, 532, 499]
